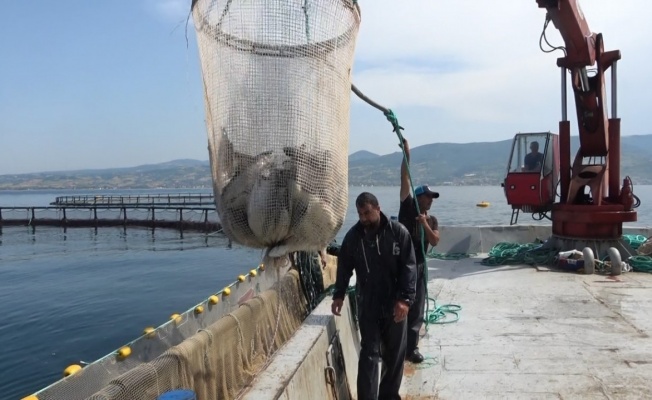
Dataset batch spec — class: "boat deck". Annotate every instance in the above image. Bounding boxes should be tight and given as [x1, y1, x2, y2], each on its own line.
[401, 256, 652, 399]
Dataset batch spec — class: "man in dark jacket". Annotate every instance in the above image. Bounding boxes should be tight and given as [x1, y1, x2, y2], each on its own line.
[331, 192, 417, 400]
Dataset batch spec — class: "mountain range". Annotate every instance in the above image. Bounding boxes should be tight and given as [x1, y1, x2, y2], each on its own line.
[2, 134, 651, 190]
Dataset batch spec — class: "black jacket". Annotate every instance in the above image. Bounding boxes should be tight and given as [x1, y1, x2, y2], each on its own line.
[333, 212, 417, 316]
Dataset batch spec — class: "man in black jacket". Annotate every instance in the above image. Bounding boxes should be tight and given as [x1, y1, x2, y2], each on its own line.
[331, 192, 417, 400]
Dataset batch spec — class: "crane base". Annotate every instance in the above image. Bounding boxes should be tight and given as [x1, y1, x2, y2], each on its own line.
[551, 203, 637, 239]
[540, 234, 637, 261]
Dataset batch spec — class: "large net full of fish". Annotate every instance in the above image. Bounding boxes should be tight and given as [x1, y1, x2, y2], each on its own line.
[191, 0, 360, 258]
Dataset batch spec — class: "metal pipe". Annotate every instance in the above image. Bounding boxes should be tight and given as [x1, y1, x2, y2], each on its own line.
[608, 118, 620, 201]
[561, 67, 568, 121]
[559, 121, 571, 203]
[611, 61, 618, 118]
[579, 67, 590, 92]
[351, 84, 389, 114]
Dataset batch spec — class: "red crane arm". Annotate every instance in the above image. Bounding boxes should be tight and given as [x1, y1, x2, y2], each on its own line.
[536, 0, 596, 68]
[537, 0, 620, 159]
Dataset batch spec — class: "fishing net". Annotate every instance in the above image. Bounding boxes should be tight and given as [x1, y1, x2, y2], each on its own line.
[29, 254, 339, 400]
[191, 0, 361, 258]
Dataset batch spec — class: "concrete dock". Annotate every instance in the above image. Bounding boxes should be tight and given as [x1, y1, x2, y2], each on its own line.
[400, 256, 652, 399]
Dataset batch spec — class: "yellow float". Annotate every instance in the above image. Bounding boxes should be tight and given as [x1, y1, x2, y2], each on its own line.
[476, 201, 490, 208]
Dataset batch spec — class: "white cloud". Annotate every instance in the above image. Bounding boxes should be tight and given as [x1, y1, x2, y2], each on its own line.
[147, 0, 193, 25]
[347, 0, 652, 154]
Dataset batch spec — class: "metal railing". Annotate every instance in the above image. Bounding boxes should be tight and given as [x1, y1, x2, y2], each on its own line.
[0, 205, 220, 232]
[50, 193, 216, 207]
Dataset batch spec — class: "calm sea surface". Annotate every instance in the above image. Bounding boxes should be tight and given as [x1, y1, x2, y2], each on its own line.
[1, 185, 651, 398]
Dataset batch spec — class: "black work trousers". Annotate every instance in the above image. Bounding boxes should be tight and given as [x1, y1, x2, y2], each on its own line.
[407, 262, 426, 353]
[357, 311, 407, 400]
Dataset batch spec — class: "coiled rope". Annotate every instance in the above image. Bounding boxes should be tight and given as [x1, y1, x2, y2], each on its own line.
[480, 242, 557, 266]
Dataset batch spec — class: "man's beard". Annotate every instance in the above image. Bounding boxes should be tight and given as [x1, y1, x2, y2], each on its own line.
[361, 219, 379, 230]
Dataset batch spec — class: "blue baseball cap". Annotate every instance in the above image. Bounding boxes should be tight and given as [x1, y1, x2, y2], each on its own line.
[414, 185, 439, 198]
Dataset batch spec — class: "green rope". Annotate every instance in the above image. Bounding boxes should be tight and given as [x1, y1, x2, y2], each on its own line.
[413, 356, 439, 370]
[303, 0, 310, 43]
[629, 255, 652, 273]
[294, 251, 324, 311]
[621, 234, 652, 273]
[480, 235, 652, 274]
[425, 299, 462, 324]
[385, 109, 448, 332]
[427, 249, 474, 260]
[480, 242, 557, 266]
[351, 85, 461, 343]
[385, 109, 463, 331]
[622, 234, 647, 250]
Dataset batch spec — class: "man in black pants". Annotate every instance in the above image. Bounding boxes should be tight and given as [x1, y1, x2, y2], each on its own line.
[332, 192, 416, 400]
[398, 139, 440, 364]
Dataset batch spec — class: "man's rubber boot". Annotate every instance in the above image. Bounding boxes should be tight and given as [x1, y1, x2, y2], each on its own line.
[406, 349, 424, 364]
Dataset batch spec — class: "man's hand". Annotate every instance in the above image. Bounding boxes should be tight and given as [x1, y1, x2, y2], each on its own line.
[331, 298, 344, 316]
[393, 300, 409, 322]
[416, 214, 428, 226]
[400, 138, 410, 157]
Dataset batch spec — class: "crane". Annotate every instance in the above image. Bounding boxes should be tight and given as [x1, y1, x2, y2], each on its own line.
[503, 0, 639, 271]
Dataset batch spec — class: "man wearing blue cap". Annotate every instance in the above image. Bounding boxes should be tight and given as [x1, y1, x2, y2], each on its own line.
[398, 138, 440, 364]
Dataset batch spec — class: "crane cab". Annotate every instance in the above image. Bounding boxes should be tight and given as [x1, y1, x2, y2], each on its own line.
[502, 132, 559, 224]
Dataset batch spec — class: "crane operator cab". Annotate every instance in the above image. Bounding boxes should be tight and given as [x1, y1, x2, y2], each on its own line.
[502, 132, 559, 224]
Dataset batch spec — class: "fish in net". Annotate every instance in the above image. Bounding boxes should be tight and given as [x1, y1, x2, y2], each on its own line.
[192, 0, 361, 259]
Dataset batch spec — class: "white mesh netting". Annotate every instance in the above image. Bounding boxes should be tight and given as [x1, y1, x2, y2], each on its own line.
[31, 261, 330, 400]
[192, 0, 361, 258]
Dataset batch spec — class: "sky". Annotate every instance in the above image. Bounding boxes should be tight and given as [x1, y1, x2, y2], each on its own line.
[1, 1, 650, 174]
